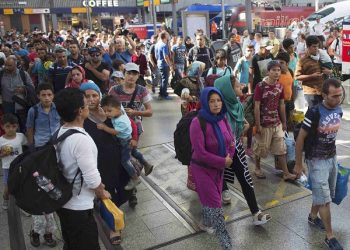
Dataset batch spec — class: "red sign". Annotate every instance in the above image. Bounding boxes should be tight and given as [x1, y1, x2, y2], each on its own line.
[342, 22, 350, 75]
[129, 25, 148, 40]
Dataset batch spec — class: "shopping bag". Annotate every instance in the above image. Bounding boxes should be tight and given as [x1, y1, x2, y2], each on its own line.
[187, 166, 196, 191]
[332, 165, 349, 205]
[99, 199, 125, 232]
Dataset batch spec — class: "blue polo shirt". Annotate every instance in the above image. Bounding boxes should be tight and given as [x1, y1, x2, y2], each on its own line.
[26, 103, 61, 147]
[111, 50, 132, 64]
[155, 41, 170, 68]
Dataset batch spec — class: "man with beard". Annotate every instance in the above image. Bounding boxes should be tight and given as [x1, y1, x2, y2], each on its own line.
[84, 47, 110, 94]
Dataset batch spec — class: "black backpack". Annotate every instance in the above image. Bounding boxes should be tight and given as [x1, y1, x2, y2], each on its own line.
[0, 69, 38, 111]
[174, 111, 206, 165]
[8, 129, 83, 215]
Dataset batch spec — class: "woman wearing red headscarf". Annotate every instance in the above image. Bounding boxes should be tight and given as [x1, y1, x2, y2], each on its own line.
[65, 65, 88, 88]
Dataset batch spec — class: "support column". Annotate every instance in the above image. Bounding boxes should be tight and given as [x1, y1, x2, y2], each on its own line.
[40, 14, 47, 33]
[172, 0, 177, 35]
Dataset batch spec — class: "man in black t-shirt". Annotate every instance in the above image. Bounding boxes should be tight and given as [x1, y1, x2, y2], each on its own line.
[84, 47, 110, 93]
[223, 33, 242, 70]
[188, 34, 214, 71]
[250, 42, 273, 90]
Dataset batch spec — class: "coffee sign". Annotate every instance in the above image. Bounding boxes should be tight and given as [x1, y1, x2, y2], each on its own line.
[82, 0, 119, 7]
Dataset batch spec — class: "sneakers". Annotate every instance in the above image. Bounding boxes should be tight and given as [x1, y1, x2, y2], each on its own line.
[44, 233, 57, 248]
[199, 222, 215, 234]
[144, 161, 154, 176]
[324, 237, 343, 250]
[222, 190, 232, 205]
[308, 214, 325, 230]
[2, 199, 8, 210]
[30, 230, 40, 247]
[124, 178, 141, 191]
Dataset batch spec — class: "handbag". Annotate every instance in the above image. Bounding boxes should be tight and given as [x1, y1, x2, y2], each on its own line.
[99, 198, 125, 232]
[332, 164, 349, 205]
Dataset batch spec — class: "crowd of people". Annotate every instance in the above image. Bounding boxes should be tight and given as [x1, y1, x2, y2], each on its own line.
[0, 16, 345, 250]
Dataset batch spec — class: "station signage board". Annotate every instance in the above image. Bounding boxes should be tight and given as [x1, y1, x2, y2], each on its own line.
[82, 0, 119, 7]
[343, 22, 350, 75]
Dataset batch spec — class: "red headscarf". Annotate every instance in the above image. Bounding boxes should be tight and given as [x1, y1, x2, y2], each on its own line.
[65, 65, 88, 88]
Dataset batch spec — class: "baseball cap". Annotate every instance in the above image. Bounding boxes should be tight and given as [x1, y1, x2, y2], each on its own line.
[260, 41, 273, 50]
[124, 63, 140, 73]
[88, 47, 101, 54]
[267, 60, 281, 71]
[111, 71, 124, 79]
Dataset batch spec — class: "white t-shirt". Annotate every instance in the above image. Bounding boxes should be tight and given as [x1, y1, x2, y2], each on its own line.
[312, 23, 325, 36]
[0, 133, 27, 169]
[330, 38, 342, 64]
[57, 127, 101, 210]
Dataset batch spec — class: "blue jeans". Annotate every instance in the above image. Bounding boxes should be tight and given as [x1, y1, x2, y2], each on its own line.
[159, 66, 169, 97]
[120, 138, 136, 177]
[175, 64, 185, 79]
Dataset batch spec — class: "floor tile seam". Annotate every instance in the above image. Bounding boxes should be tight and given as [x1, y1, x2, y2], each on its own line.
[272, 216, 317, 245]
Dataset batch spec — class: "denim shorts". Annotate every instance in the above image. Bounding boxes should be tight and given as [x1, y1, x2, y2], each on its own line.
[2, 168, 9, 185]
[306, 156, 338, 205]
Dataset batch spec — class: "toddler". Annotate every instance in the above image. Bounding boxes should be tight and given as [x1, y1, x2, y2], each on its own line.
[98, 95, 151, 190]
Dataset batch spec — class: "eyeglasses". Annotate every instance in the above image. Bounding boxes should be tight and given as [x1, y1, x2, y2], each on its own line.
[90, 53, 100, 57]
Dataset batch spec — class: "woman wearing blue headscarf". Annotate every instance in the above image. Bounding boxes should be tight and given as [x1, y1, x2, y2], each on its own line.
[190, 87, 235, 250]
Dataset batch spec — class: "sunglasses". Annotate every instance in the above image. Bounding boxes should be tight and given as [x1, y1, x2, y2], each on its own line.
[90, 53, 100, 57]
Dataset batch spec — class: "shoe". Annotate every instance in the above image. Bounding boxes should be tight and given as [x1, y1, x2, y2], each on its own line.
[124, 178, 141, 191]
[30, 230, 40, 247]
[144, 161, 154, 176]
[2, 199, 8, 210]
[324, 237, 343, 250]
[199, 222, 215, 234]
[308, 214, 325, 230]
[128, 193, 138, 208]
[44, 233, 57, 248]
[253, 211, 271, 226]
[222, 190, 231, 205]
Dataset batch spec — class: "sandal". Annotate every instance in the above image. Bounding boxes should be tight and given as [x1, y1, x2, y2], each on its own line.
[253, 211, 271, 226]
[254, 171, 266, 179]
[110, 231, 122, 245]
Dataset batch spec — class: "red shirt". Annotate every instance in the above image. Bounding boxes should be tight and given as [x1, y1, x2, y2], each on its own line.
[254, 81, 284, 128]
[131, 54, 147, 76]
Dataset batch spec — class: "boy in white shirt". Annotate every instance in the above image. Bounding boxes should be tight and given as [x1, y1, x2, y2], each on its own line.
[0, 114, 27, 210]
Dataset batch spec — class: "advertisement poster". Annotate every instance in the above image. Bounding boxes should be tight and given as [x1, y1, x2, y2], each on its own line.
[342, 22, 350, 75]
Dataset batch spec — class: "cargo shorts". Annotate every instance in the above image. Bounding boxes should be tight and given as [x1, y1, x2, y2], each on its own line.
[253, 124, 286, 158]
[306, 156, 338, 206]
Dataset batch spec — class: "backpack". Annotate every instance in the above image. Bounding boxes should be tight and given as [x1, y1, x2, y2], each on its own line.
[173, 77, 199, 97]
[0, 69, 38, 111]
[8, 129, 83, 215]
[174, 111, 206, 165]
[293, 105, 320, 158]
[204, 66, 232, 87]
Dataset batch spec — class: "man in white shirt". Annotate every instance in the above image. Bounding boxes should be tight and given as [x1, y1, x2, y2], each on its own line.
[312, 17, 326, 48]
[329, 27, 342, 75]
[54, 88, 111, 250]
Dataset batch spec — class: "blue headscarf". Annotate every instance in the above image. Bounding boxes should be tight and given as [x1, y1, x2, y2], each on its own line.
[199, 87, 227, 157]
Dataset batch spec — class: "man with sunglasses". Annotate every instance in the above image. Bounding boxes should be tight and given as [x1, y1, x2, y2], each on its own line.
[84, 47, 111, 94]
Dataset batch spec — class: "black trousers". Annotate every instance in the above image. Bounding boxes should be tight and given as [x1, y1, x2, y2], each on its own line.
[223, 141, 259, 215]
[57, 208, 100, 250]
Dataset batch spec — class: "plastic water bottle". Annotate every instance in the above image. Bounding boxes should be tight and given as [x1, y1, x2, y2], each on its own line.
[33, 171, 62, 200]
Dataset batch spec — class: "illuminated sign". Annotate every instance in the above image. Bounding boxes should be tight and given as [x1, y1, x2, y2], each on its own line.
[82, 0, 119, 7]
